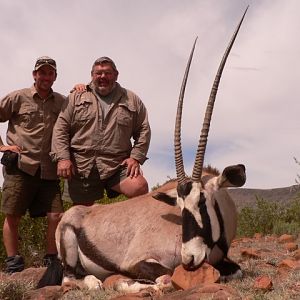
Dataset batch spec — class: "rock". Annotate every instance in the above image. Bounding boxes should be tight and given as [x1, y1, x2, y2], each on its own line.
[253, 275, 273, 291]
[159, 283, 241, 300]
[171, 263, 220, 290]
[111, 289, 154, 299]
[264, 235, 277, 242]
[293, 249, 300, 260]
[5, 267, 46, 287]
[24, 285, 62, 300]
[278, 259, 300, 270]
[278, 234, 295, 244]
[240, 248, 261, 259]
[284, 242, 298, 252]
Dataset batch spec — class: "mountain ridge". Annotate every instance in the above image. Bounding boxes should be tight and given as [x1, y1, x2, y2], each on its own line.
[228, 184, 300, 211]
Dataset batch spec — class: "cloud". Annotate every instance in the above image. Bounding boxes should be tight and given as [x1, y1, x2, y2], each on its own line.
[0, 0, 299, 190]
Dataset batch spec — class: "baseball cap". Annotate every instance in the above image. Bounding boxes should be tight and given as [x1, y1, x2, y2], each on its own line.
[92, 56, 118, 71]
[34, 56, 57, 71]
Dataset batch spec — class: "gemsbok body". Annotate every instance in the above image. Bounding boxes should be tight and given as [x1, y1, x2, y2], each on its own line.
[38, 8, 248, 291]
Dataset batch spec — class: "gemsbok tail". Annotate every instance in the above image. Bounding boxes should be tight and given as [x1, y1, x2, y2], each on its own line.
[36, 258, 63, 288]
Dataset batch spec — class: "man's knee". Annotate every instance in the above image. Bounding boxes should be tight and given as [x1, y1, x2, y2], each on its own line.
[127, 176, 149, 197]
[47, 212, 63, 224]
[136, 178, 149, 195]
[4, 215, 21, 228]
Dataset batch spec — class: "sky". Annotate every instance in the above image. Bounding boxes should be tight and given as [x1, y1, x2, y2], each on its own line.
[0, 0, 299, 190]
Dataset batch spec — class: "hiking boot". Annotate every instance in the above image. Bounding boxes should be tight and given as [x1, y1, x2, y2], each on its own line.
[5, 255, 25, 274]
[43, 253, 58, 267]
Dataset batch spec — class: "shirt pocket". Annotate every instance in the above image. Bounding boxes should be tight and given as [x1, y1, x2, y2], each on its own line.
[73, 100, 94, 126]
[17, 105, 41, 129]
[113, 104, 136, 151]
[116, 104, 135, 128]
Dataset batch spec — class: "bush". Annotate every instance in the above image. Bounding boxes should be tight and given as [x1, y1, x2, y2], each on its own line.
[237, 195, 300, 237]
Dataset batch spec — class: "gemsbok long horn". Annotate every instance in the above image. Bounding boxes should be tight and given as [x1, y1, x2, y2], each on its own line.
[191, 7, 249, 182]
[174, 37, 198, 184]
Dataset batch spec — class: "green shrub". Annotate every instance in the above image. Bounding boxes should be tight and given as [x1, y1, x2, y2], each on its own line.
[237, 195, 300, 237]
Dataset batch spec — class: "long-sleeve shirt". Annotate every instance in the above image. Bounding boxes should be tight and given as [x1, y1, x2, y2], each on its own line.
[51, 82, 151, 179]
[0, 85, 65, 180]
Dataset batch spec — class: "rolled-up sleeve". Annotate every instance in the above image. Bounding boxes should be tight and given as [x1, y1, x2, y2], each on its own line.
[130, 98, 151, 165]
[0, 95, 11, 147]
[51, 96, 74, 161]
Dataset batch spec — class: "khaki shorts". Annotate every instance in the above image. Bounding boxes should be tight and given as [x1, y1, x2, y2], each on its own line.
[65, 165, 127, 204]
[1, 166, 63, 217]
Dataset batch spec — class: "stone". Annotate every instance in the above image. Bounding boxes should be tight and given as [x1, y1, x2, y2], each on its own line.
[293, 249, 300, 260]
[253, 275, 273, 291]
[284, 242, 298, 252]
[278, 234, 295, 244]
[171, 263, 220, 290]
[159, 283, 241, 300]
[9, 267, 46, 286]
[111, 291, 152, 299]
[278, 259, 300, 270]
[24, 286, 62, 300]
[240, 248, 261, 259]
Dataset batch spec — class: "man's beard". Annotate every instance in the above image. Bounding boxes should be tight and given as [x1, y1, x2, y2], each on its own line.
[94, 82, 116, 96]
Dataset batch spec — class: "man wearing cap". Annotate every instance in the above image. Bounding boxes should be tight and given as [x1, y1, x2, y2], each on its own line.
[51, 57, 151, 205]
[0, 56, 65, 273]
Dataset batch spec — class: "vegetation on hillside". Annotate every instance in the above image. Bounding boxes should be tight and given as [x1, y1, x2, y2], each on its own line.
[237, 195, 300, 237]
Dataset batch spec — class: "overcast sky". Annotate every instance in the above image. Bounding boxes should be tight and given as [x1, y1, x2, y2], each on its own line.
[0, 0, 299, 190]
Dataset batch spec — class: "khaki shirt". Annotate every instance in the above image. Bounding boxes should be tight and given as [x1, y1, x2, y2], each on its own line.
[51, 83, 151, 179]
[0, 86, 65, 180]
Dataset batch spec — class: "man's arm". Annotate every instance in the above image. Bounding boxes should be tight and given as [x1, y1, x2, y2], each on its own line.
[131, 99, 151, 164]
[0, 92, 22, 152]
[51, 96, 75, 178]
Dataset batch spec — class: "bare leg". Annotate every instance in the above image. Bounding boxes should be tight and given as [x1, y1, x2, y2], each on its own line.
[46, 212, 63, 254]
[112, 174, 148, 198]
[3, 214, 21, 256]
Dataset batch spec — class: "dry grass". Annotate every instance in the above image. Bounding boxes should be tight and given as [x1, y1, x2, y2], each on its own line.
[0, 234, 299, 299]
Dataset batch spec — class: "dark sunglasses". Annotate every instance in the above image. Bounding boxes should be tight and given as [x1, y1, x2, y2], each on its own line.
[35, 58, 56, 68]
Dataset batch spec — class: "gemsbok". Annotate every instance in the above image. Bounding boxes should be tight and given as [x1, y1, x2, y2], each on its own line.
[38, 8, 248, 292]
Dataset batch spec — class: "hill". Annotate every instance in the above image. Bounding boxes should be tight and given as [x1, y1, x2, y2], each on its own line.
[228, 184, 300, 211]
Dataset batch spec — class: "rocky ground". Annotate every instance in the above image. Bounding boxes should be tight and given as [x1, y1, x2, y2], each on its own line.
[0, 233, 299, 300]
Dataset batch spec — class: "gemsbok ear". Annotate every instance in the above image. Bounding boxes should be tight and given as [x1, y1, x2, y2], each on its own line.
[218, 164, 246, 188]
[152, 192, 177, 206]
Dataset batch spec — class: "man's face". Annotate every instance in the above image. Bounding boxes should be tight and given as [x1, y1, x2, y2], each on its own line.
[91, 63, 118, 96]
[33, 65, 57, 93]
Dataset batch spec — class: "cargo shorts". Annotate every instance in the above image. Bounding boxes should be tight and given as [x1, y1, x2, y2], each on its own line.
[65, 165, 127, 204]
[1, 166, 63, 217]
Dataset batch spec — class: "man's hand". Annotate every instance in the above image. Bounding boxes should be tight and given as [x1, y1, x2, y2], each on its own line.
[121, 158, 142, 178]
[0, 145, 21, 153]
[70, 84, 87, 93]
[57, 159, 75, 179]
